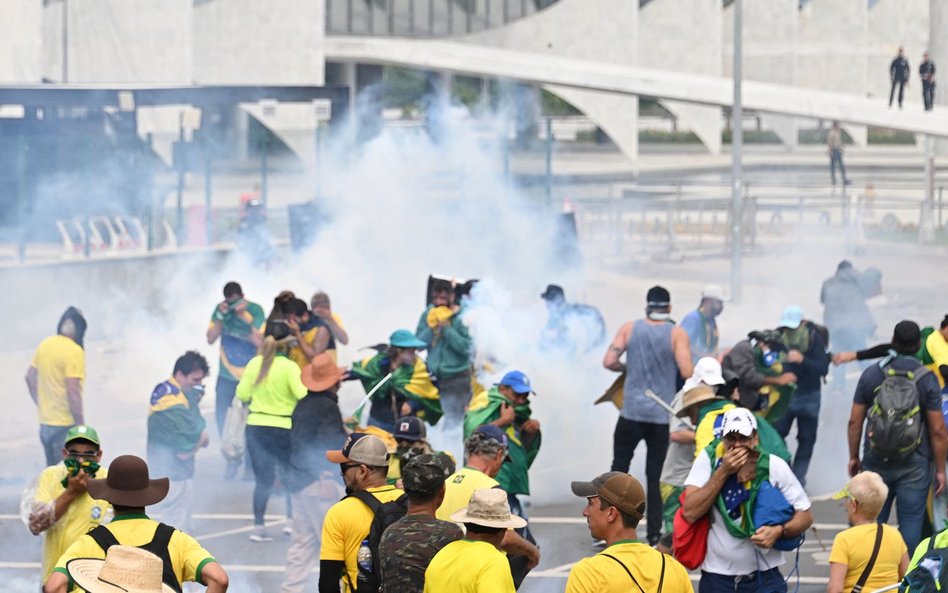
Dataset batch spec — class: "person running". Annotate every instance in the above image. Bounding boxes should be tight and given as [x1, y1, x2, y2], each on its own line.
[43, 455, 229, 593]
[567, 471, 693, 593]
[424, 488, 524, 593]
[827, 472, 908, 593]
[147, 351, 210, 534]
[206, 282, 264, 461]
[603, 285, 693, 546]
[236, 322, 307, 543]
[24, 425, 110, 584]
[349, 329, 442, 433]
[27, 307, 88, 466]
[379, 455, 462, 593]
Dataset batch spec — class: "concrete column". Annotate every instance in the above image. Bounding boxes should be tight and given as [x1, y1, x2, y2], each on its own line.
[931, 0, 948, 110]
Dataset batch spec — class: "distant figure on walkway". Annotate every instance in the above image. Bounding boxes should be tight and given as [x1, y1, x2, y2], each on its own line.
[890, 47, 910, 109]
[827, 122, 850, 187]
[920, 52, 936, 111]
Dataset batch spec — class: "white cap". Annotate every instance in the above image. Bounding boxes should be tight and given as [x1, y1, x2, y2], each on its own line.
[701, 284, 727, 302]
[721, 407, 758, 437]
[683, 357, 725, 392]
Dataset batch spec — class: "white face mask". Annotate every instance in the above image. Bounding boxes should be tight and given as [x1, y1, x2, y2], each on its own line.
[647, 311, 671, 321]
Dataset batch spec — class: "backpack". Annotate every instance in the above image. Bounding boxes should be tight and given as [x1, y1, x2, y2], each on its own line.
[866, 364, 931, 463]
[88, 523, 182, 593]
[899, 530, 948, 593]
[344, 490, 408, 593]
[804, 321, 832, 380]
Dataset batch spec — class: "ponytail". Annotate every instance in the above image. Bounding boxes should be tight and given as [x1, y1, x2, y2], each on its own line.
[255, 336, 279, 386]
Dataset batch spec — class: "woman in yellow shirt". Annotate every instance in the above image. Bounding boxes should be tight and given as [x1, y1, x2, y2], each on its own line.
[236, 322, 307, 542]
[827, 471, 909, 593]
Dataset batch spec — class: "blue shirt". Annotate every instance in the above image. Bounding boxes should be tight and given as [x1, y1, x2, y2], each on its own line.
[680, 309, 718, 363]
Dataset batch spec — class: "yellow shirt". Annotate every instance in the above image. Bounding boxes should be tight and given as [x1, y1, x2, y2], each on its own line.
[436, 467, 499, 522]
[829, 523, 907, 592]
[52, 514, 215, 589]
[320, 485, 405, 593]
[565, 541, 694, 593]
[33, 464, 111, 579]
[423, 539, 516, 593]
[32, 335, 85, 426]
[926, 330, 948, 387]
[236, 355, 307, 429]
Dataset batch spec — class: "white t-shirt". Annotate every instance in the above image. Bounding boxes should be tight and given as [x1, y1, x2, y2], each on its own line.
[683, 451, 811, 575]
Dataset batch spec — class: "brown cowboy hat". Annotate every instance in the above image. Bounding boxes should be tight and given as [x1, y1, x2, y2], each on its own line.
[86, 455, 169, 507]
[674, 384, 722, 418]
[301, 353, 346, 392]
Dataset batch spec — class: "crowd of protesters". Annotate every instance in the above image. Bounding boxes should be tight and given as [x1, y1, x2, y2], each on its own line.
[19, 261, 948, 593]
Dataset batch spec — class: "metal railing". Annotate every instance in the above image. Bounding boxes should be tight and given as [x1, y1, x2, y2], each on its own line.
[326, 0, 551, 37]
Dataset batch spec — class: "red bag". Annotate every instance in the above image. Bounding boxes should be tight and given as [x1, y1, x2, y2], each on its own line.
[672, 491, 711, 570]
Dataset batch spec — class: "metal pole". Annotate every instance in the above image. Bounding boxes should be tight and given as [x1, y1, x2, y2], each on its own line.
[729, 0, 743, 302]
[545, 117, 553, 209]
[62, 0, 68, 82]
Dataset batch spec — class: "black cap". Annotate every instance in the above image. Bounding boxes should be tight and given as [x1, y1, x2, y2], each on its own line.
[892, 320, 922, 354]
[646, 285, 671, 308]
[394, 417, 426, 442]
[837, 260, 853, 271]
[540, 284, 566, 302]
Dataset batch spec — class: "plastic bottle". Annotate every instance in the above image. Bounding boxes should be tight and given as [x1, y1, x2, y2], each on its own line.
[357, 539, 372, 580]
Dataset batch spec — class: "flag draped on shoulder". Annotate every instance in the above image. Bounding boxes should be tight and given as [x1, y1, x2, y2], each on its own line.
[350, 353, 443, 425]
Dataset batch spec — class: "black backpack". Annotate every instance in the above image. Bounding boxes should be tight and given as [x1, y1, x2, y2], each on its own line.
[345, 489, 408, 593]
[87, 523, 182, 593]
[899, 530, 948, 592]
[866, 364, 931, 463]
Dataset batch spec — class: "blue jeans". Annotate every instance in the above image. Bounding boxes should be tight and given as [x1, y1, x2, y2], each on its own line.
[863, 450, 932, 552]
[772, 390, 820, 488]
[699, 568, 787, 593]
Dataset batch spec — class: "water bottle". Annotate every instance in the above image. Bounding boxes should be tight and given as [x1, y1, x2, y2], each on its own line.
[356, 539, 372, 581]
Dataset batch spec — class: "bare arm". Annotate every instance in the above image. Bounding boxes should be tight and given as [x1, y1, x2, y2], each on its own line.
[207, 321, 222, 345]
[26, 366, 38, 404]
[670, 429, 696, 444]
[681, 447, 749, 523]
[847, 403, 867, 477]
[501, 529, 540, 569]
[899, 551, 909, 579]
[603, 322, 632, 372]
[200, 561, 229, 593]
[826, 562, 846, 593]
[927, 408, 948, 496]
[44, 571, 68, 593]
[671, 327, 694, 379]
[65, 378, 83, 425]
[316, 309, 349, 345]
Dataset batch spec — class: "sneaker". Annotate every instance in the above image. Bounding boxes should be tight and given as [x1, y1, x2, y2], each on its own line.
[282, 526, 293, 538]
[249, 526, 273, 543]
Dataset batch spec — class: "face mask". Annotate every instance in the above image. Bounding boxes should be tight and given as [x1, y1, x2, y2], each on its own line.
[187, 385, 205, 402]
[761, 348, 777, 367]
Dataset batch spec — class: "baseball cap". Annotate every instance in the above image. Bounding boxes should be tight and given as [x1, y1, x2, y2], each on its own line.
[701, 284, 727, 302]
[471, 424, 512, 462]
[402, 454, 451, 496]
[571, 471, 646, 520]
[540, 284, 566, 302]
[394, 417, 426, 442]
[498, 370, 534, 395]
[720, 408, 758, 437]
[685, 357, 725, 389]
[326, 433, 389, 467]
[65, 425, 100, 447]
[389, 329, 427, 349]
[646, 285, 671, 307]
[778, 305, 804, 330]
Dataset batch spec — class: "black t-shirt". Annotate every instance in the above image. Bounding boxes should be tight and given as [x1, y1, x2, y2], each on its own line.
[853, 356, 941, 460]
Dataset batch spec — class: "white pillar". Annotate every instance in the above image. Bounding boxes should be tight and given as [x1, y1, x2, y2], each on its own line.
[931, 1, 948, 153]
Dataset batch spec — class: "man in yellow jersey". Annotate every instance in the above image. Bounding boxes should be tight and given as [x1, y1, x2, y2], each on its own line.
[319, 433, 406, 593]
[424, 488, 524, 593]
[567, 471, 693, 593]
[44, 454, 229, 593]
[437, 425, 539, 587]
[24, 425, 111, 583]
[27, 307, 87, 466]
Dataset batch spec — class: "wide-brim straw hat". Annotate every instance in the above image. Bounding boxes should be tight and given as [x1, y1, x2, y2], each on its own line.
[301, 353, 346, 392]
[674, 384, 722, 418]
[86, 455, 169, 507]
[450, 488, 527, 529]
[67, 545, 176, 593]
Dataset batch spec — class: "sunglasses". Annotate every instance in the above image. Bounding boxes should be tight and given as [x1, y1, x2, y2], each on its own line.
[340, 463, 361, 475]
[66, 449, 98, 460]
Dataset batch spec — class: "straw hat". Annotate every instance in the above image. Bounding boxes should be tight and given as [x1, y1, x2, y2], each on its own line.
[66, 545, 175, 593]
[301, 353, 345, 392]
[674, 384, 722, 418]
[450, 488, 527, 529]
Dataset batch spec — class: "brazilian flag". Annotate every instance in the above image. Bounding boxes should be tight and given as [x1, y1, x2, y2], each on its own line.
[350, 353, 443, 425]
[754, 358, 796, 424]
[464, 387, 541, 496]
